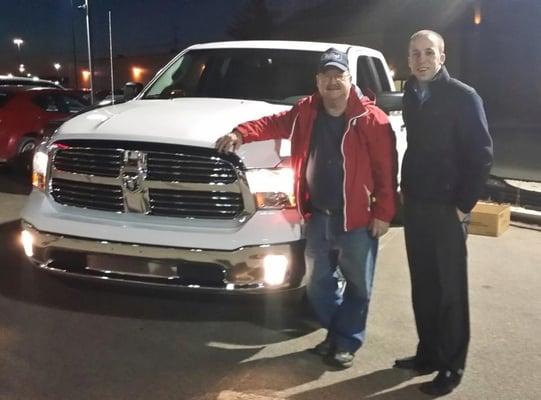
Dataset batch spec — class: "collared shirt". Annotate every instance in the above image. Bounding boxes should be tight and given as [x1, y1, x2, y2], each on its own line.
[414, 81, 431, 105]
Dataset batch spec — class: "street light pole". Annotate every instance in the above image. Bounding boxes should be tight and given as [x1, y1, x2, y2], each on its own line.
[54, 63, 62, 81]
[80, 0, 95, 104]
[13, 38, 24, 74]
[108, 11, 115, 104]
[70, 0, 79, 89]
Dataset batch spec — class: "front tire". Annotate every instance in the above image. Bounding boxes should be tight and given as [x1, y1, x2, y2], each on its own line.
[15, 136, 38, 176]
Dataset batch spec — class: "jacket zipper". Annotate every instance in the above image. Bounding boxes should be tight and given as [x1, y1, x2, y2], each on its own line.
[341, 110, 369, 231]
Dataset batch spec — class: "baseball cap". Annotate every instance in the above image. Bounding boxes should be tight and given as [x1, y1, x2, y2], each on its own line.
[319, 48, 349, 72]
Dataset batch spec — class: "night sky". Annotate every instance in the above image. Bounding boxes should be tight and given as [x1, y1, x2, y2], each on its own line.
[0, 0, 318, 76]
[2, 0, 541, 125]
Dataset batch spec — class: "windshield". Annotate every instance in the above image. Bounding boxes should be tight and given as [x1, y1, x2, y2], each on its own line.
[142, 48, 321, 105]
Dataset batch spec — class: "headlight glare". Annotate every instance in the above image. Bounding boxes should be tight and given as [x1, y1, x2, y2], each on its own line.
[32, 142, 50, 191]
[263, 254, 289, 286]
[246, 167, 295, 209]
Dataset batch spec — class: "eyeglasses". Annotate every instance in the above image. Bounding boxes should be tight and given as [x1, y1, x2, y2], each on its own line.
[318, 71, 350, 82]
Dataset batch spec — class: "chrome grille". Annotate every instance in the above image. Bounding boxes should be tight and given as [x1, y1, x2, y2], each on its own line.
[147, 152, 237, 183]
[53, 147, 122, 177]
[51, 178, 124, 212]
[149, 189, 243, 218]
[48, 140, 251, 219]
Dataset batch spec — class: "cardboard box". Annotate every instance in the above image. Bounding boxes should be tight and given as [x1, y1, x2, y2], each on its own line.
[468, 202, 511, 237]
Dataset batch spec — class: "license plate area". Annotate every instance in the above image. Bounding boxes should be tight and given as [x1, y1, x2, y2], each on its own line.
[86, 254, 178, 278]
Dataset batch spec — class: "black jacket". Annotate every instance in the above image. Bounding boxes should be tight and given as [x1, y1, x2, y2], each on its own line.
[401, 66, 493, 213]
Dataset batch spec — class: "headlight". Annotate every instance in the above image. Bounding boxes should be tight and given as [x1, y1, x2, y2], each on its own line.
[21, 229, 34, 257]
[32, 141, 50, 191]
[245, 167, 295, 209]
[263, 254, 289, 286]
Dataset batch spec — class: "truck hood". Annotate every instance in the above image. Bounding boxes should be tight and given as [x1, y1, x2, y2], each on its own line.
[56, 97, 291, 168]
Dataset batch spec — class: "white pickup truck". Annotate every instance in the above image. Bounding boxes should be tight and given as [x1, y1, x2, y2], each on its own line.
[20, 40, 406, 293]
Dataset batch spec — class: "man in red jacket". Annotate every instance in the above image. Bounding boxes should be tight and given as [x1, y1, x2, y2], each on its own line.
[216, 48, 397, 368]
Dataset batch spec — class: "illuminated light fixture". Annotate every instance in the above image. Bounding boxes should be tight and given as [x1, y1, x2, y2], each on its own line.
[474, 3, 482, 25]
[7, 73, 13, 78]
[32, 76, 39, 81]
[19, 64, 25, 73]
[53, 63, 61, 71]
[13, 38, 24, 48]
[246, 166, 296, 209]
[32, 142, 50, 191]
[131, 66, 146, 82]
[21, 230, 34, 258]
[81, 69, 91, 82]
[263, 255, 289, 286]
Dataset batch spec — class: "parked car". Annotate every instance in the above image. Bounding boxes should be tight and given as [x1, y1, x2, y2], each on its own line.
[95, 88, 124, 105]
[0, 75, 63, 89]
[70, 88, 92, 104]
[0, 86, 89, 171]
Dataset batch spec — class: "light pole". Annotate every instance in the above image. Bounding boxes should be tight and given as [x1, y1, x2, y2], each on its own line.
[54, 63, 61, 81]
[70, 0, 79, 88]
[78, 0, 95, 103]
[13, 38, 24, 74]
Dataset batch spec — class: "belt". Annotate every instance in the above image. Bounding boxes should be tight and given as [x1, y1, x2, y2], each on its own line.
[315, 208, 342, 216]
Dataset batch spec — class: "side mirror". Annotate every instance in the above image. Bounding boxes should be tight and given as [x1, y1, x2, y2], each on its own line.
[375, 91, 403, 114]
[123, 82, 144, 101]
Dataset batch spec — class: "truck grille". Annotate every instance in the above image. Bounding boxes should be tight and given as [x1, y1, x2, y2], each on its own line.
[49, 140, 249, 219]
[51, 178, 124, 212]
[147, 152, 237, 184]
[53, 147, 123, 177]
[149, 189, 243, 219]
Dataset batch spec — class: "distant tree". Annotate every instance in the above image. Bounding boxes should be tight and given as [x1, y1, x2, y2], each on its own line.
[227, 0, 274, 40]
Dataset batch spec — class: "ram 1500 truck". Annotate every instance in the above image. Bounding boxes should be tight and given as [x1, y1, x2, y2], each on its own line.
[20, 40, 406, 293]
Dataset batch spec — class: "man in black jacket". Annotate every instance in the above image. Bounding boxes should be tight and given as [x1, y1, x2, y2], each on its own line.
[394, 30, 493, 396]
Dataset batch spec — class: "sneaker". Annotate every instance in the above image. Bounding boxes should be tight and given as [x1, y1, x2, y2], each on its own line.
[332, 351, 355, 368]
[309, 339, 335, 356]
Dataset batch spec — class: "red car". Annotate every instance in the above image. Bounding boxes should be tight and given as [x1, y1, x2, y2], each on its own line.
[0, 86, 89, 169]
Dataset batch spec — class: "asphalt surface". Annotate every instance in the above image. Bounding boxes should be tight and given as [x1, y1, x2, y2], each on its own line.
[1, 167, 540, 400]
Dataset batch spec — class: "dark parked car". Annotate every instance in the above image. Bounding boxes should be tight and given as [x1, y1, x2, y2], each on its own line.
[0, 86, 89, 170]
[0, 75, 64, 89]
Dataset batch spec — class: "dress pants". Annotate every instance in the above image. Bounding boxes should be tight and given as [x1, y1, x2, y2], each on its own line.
[403, 200, 470, 372]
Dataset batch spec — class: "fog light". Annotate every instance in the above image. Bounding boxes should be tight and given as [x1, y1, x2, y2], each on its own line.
[263, 255, 288, 286]
[21, 230, 34, 257]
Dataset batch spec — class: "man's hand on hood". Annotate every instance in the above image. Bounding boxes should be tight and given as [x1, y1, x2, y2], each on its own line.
[215, 130, 243, 153]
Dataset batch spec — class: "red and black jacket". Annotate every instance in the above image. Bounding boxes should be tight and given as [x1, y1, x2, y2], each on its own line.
[236, 87, 397, 231]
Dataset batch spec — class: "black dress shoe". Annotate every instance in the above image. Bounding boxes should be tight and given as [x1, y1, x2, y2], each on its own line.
[393, 355, 437, 374]
[419, 369, 463, 396]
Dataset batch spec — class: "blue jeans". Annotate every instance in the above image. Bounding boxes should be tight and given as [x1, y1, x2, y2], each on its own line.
[305, 211, 378, 353]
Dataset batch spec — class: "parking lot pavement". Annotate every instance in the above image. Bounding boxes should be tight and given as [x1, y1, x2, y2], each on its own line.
[0, 167, 30, 224]
[1, 169, 540, 400]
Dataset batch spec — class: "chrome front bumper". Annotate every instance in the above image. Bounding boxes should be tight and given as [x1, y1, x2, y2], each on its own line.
[22, 222, 305, 293]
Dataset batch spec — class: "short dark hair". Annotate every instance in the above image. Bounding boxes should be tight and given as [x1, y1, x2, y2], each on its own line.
[410, 30, 445, 52]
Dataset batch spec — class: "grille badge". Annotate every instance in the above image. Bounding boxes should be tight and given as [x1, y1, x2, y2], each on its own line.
[122, 150, 146, 193]
[121, 150, 150, 213]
